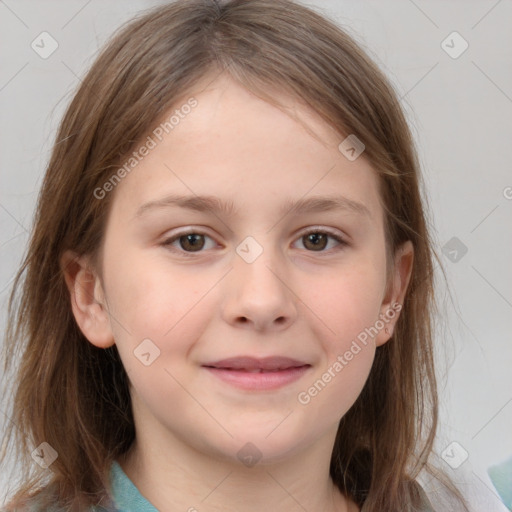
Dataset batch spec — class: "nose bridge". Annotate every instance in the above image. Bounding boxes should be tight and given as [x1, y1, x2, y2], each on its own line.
[223, 234, 297, 330]
[234, 234, 286, 297]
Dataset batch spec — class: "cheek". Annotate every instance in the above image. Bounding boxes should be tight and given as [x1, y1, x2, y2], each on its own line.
[306, 259, 386, 345]
[102, 249, 213, 358]
[295, 258, 384, 414]
[298, 271, 379, 418]
[306, 346, 375, 423]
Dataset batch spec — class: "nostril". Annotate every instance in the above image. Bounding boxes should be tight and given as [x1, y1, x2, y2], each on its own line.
[236, 316, 287, 326]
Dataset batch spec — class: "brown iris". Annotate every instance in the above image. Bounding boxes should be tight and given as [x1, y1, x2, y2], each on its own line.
[179, 234, 205, 251]
[302, 232, 328, 251]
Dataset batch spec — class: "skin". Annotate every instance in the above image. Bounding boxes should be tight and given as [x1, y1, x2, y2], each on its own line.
[63, 73, 413, 512]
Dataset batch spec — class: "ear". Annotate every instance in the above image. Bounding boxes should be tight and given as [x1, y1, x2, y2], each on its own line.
[375, 240, 414, 347]
[60, 250, 115, 348]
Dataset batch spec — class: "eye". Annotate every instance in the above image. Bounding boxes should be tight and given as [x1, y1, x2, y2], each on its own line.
[293, 228, 347, 252]
[161, 230, 217, 255]
[161, 227, 347, 257]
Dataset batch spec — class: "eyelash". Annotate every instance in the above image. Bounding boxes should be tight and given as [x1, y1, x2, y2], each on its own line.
[161, 227, 348, 257]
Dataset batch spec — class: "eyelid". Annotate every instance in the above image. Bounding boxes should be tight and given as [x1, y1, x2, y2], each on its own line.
[161, 227, 218, 257]
[293, 225, 348, 251]
[296, 225, 347, 243]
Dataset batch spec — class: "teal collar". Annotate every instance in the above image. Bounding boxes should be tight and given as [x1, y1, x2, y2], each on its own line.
[107, 460, 159, 512]
[106, 460, 436, 512]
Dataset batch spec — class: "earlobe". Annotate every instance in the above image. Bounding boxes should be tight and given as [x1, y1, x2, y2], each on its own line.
[375, 240, 414, 347]
[60, 250, 115, 348]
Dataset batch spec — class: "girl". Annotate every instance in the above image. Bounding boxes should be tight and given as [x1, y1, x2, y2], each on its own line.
[1, 0, 469, 510]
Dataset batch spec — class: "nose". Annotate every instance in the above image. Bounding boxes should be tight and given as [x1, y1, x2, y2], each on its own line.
[221, 244, 298, 332]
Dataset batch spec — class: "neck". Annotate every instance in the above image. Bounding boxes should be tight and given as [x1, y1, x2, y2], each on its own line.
[118, 425, 356, 512]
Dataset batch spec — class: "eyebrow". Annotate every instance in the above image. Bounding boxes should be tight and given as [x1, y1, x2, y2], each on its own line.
[135, 193, 372, 219]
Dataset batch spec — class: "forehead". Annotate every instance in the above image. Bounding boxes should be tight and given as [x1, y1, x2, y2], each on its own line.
[108, 73, 383, 225]
[173, 72, 342, 149]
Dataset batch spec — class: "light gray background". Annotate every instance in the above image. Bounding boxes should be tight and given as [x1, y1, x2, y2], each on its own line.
[1, 1, 511, 510]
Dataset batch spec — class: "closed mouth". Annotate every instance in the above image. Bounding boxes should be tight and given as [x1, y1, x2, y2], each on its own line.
[201, 356, 311, 372]
[204, 365, 310, 373]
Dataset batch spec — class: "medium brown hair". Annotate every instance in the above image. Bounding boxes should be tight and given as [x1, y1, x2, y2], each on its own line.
[2, 0, 468, 510]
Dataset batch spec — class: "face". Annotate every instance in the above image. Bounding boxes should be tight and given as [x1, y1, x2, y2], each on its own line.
[66, 73, 412, 466]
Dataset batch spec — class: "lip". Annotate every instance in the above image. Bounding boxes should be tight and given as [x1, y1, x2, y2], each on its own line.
[202, 356, 311, 391]
[202, 356, 309, 371]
